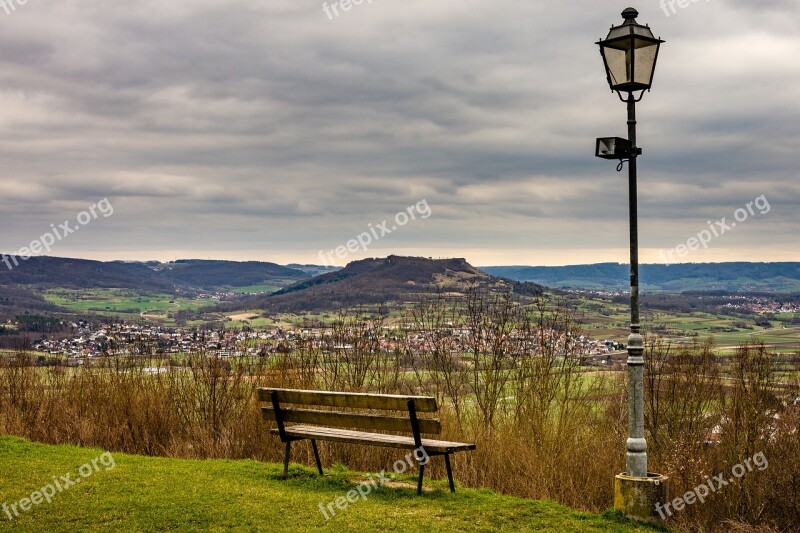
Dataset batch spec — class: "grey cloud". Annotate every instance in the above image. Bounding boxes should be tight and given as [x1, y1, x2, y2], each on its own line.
[0, 1, 797, 264]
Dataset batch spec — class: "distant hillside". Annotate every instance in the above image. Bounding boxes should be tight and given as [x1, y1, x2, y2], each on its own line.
[0, 256, 174, 291]
[154, 259, 307, 290]
[0, 285, 63, 314]
[286, 264, 341, 277]
[481, 262, 800, 292]
[0, 256, 309, 292]
[228, 256, 543, 313]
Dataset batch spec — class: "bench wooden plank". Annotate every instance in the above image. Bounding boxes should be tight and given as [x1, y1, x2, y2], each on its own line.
[269, 425, 476, 454]
[262, 407, 442, 434]
[261, 387, 475, 494]
[258, 388, 438, 412]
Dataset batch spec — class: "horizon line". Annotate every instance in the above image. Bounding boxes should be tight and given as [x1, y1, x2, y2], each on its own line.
[2, 252, 799, 269]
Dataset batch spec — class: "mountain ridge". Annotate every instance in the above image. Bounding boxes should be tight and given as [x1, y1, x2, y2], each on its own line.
[224, 255, 544, 313]
[0, 256, 307, 291]
[481, 262, 800, 293]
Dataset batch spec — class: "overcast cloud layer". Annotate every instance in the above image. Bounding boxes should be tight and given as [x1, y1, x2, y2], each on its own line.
[1, 0, 798, 266]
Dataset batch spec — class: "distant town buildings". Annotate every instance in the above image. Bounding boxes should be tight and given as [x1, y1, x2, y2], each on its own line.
[27, 320, 625, 366]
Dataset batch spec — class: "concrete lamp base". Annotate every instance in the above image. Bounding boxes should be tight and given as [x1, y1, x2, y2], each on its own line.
[614, 473, 670, 524]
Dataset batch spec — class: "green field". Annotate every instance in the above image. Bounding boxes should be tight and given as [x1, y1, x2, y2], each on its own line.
[573, 296, 800, 353]
[42, 289, 209, 325]
[0, 436, 663, 532]
[229, 284, 284, 294]
[35, 288, 800, 354]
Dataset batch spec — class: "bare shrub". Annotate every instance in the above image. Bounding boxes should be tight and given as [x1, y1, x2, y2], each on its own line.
[1, 298, 799, 532]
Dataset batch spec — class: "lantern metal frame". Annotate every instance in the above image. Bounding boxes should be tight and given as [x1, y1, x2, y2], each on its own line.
[597, 7, 664, 100]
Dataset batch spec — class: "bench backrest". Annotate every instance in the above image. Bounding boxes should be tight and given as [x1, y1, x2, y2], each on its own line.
[258, 388, 441, 435]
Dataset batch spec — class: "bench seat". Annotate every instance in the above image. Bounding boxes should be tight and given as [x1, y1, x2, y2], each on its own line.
[270, 425, 476, 454]
[260, 387, 476, 494]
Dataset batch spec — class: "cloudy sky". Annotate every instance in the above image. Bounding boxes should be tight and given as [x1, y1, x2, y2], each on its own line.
[1, 0, 798, 267]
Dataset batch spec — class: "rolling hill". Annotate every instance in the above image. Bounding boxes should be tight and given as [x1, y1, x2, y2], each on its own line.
[0, 256, 312, 320]
[0, 256, 174, 291]
[225, 256, 544, 313]
[0, 256, 308, 292]
[482, 262, 800, 292]
[153, 259, 307, 290]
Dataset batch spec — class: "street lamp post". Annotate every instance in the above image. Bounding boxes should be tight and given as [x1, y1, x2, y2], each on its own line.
[595, 7, 669, 522]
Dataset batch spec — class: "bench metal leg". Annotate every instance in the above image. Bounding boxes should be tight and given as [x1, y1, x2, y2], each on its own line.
[444, 454, 455, 493]
[283, 441, 292, 478]
[417, 463, 425, 495]
[311, 439, 324, 476]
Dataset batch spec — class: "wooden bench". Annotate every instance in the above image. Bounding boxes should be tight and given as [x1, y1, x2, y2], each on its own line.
[258, 388, 476, 495]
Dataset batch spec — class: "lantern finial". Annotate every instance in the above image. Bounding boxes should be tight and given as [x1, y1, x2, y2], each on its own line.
[621, 8, 639, 22]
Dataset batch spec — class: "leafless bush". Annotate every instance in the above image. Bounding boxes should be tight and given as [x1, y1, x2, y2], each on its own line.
[1, 297, 798, 532]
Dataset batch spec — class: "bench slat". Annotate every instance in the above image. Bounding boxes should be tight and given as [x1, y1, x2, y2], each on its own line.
[258, 388, 438, 412]
[262, 407, 441, 434]
[270, 425, 476, 454]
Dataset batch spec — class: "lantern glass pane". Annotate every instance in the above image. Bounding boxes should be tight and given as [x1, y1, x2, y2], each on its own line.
[632, 25, 655, 39]
[604, 47, 630, 86]
[607, 26, 631, 39]
[633, 40, 658, 86]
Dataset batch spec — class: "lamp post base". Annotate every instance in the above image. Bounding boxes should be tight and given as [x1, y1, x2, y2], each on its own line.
[614, 472, 670, 524]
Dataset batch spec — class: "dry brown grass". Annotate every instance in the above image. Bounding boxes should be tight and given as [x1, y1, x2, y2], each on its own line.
[1, 293, 797, 532]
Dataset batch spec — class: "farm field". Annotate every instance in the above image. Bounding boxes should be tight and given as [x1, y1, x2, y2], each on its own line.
[574, 296, 800, 353]
[29, 287, 800, 354]
[42, 289, 209, 324]
[229, 283, 285, 294]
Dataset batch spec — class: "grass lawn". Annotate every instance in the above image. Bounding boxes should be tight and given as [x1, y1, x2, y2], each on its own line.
[0, 437, 665, 532]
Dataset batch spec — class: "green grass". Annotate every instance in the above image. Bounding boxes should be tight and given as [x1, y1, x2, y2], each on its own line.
[41, 288, 210, 325]
[229, 284, 283, 294]
[573, 294, 800, 354]
[0, 437, 665, 532]
[43, 288, 206, 314]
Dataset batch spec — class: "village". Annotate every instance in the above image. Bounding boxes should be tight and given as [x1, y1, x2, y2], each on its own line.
[29, 319, 625, 364]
